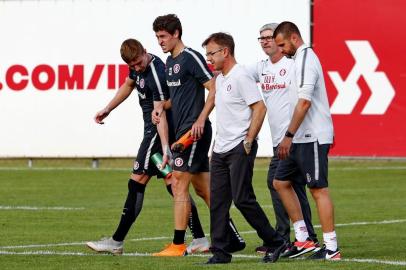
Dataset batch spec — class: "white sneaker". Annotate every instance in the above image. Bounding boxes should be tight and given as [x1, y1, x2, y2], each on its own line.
[186, 237, 210, 254]
[86, 237, 124, 255]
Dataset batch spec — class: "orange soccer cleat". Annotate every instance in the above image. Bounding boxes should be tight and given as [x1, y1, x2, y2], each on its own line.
[152, 243, 187, 257]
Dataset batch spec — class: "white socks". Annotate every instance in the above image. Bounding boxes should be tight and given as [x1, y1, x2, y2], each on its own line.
[293, 220, 309, 242]
[323, 231, 338, 251]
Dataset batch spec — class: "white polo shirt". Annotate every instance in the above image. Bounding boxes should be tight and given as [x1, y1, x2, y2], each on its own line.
[214, 64, 263, 154]
[292, 44, 334, 144]
[246, 56, 297, 147]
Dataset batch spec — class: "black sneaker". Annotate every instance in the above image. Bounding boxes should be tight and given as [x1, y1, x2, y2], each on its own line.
[307, 245, 341, 260]
[224, 218, 246, 253]
[279, 242, 293, 258]
[284, 237, 317, 258]
[262, 243, 286, 263]
[205, 250, 232, 264]
[224, 239, 246, 253]
[313, 240, 321, 252]
[255, 245, 268, 254]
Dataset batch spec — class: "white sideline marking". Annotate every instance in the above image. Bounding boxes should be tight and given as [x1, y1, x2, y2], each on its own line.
[240, 219, 406, 235]
[254, 166, 406, 172]
[0, 238, 172, 249]
[0, 242, 88, 249]
[333, 166, 406, 171]
[0, 250, 405, 266]
[1, 166, 406, 171]
[232, 204, 273, 209]
[0, 167, 129, 171]
[343, 258, 406, 266]
[1, 219, 405, 250]
[0, 206, 85, 211]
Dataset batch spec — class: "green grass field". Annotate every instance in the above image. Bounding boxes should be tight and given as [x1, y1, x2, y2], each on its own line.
[0, 158, 405, 269]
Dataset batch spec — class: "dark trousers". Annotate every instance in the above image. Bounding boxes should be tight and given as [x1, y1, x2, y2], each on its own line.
[210, 141, 284, 254]
[268, 147, 317, 242]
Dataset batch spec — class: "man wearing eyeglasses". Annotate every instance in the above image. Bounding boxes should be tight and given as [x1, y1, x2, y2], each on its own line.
[246, 23, 319, 258]
[202, 32, 286, 264]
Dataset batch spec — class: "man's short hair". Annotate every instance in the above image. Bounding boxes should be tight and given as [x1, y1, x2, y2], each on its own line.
[120, 39, 144, 63]
[273, 21, 302, 39]
[259, 23, 279, 33]
[202, 32, 235, 56]
[152, 14, 182, 39]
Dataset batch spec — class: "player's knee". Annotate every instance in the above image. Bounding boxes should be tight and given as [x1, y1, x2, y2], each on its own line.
[193, 185, 208, 199]
[172, 170, 184, 180]
[130, 173, 149, 184]
[273, 179, 289, 191]
[309, 187, 329, 200]
[171, 180, 188, 198]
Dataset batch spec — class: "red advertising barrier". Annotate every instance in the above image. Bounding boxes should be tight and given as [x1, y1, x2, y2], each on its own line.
[313, 0, 406, 157]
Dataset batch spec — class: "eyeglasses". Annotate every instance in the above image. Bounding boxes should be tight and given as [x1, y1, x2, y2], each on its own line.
[257, 35, 273, 42]
[205, 47, 224, 57]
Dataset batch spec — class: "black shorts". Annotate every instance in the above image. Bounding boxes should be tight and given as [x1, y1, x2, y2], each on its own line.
[267, 147, 302, 190]
[172, 123, 212, 173]
[132, 131, 164, 178]
[274, 141, 330, 188]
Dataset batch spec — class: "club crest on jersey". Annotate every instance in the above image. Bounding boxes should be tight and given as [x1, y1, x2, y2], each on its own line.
[134, 161, 140, 170]
[279, 68, 287, 76]
[226, 84, 232, 92]
[173, 64, 181, 74]
[174, 157, 184, 167]
[139, 78, 145, 88]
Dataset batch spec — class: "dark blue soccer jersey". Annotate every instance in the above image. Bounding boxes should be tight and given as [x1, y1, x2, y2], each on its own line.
[129, 54, 169, 135]
[165, 47, 213, 138]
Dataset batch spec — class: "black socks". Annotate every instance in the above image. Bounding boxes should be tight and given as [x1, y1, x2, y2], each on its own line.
[166, 184, 205, 239]
[112, 180, 146, 241]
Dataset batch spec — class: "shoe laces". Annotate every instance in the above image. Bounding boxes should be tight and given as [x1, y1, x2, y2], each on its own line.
[99, 237, 111, 242]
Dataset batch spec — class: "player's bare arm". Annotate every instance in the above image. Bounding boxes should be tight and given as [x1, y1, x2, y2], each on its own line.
[191, 78, 215, 139]
[154, 100, 171, 167]
[94, 78, 135, 124]
[152, 99, 172, 125]
[278, 98, 311, 160]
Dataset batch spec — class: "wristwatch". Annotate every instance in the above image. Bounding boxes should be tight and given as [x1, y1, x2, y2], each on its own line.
[285, 130, 295, 138]
[243, 139, 253, 154]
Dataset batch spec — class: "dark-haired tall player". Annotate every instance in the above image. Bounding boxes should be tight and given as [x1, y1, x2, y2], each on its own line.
[152, 14, 245, 256]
